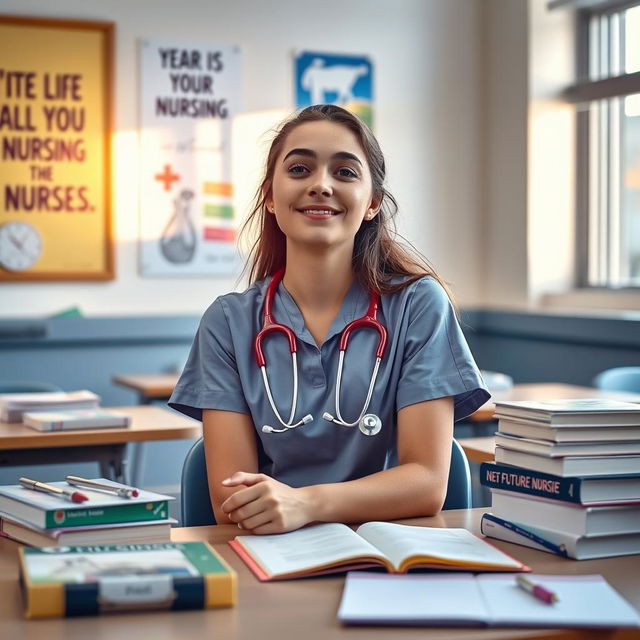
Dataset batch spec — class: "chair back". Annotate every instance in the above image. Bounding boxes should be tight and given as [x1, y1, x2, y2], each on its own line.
[593, 366, 640, 393]
[180, 437, 472, 527]
[442, 438, 472, 510]
[181, 437, 215, 526]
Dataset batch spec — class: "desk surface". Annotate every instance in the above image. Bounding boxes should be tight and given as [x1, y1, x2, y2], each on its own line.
[0, 406, 200, 449]
[471, 382, 640, 422]
[458, 436, 496, 464]
[114, 378, 640, 419]
[1, 509, 638, 640]
[113, 373, 179, 399]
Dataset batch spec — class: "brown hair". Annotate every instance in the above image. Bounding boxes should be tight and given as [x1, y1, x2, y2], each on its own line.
[240, 104, 451, 296]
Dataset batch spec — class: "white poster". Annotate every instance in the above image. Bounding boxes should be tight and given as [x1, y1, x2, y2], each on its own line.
[139, 40, 241, 276]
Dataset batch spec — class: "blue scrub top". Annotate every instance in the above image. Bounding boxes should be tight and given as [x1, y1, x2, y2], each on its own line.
[169, 275, 490, 488]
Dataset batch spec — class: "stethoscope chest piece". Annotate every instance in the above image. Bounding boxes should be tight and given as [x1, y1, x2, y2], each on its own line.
[359, 414, 382, 436]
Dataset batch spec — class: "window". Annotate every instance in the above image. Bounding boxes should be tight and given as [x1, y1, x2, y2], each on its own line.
[565, 1, 640, 288]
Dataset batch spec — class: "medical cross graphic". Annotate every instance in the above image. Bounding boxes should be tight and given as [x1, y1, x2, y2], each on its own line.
[155, 164, 180, 191]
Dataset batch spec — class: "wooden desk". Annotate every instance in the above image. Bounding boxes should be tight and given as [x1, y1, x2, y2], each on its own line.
[459, 436, 496, 464]
[0, 406, 200, 483]
[471, 382, 640, 422]
[1, 509, 638, 639]
[112, 373, 179, 404]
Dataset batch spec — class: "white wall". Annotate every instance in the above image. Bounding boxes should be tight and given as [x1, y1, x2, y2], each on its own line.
[0, 0, 486, 317]
[482, 0, 529, 308]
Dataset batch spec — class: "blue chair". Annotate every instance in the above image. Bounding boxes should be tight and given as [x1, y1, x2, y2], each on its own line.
[0, 381, 61, 393]
[593, 367, 640, 393]
[180, 437, 472, 527]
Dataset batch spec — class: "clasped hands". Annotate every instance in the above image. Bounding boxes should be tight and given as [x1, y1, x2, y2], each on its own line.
[221, 472, 314, 534]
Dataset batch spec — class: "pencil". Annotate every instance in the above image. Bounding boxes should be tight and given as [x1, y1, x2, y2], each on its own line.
[65, 475, 139, 498]
[20, 477, 88, 503]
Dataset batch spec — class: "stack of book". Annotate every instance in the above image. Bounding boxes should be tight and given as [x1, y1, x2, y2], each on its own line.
[0, 389, 130, 430]
[0, 478, 176, 546]
[480, 398, 640, 559]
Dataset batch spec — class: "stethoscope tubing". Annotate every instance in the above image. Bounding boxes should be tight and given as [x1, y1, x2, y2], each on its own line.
[255, 268, 387, 434]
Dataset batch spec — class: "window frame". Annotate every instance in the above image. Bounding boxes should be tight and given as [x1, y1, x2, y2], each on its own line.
[565, 0, 640, 289]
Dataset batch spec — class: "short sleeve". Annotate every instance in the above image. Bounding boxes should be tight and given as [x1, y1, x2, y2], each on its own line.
[395, 278, 490, 421]
[168, 299, 250, 421]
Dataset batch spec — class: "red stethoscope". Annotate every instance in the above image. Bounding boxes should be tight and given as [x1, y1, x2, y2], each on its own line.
[255, 268, 388, 436]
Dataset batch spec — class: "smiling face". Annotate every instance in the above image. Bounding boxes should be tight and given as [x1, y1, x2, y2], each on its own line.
[266, 121, 380, 254]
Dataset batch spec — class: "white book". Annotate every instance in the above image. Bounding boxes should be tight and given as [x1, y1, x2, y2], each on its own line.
[490, 489, 640, 536]
[494, 398, 640, 427]
[481, 513, 640, 560]
[495, 433, 640, 457]
[0, 480, 174, 529]
[338, 572, 640, 628]
[0, 390, 100, 423]
[229, 521, 527, 581]
[497, 417, 640, 442]
[22, 409, 130, 431]
[0, 512, 176, 546]
[494, 446, 640, 476]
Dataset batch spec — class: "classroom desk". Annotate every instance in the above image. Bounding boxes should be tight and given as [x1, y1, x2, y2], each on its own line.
[459, 436, 496, 464]
[1, 509, 638, 639]
[0, 406, 200, 483]
[112, 373, 179, 404]
[114, 378, 640, 420]
[471, 382, 640, 422]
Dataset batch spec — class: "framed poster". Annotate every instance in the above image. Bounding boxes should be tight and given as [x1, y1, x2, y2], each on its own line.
[294, 51, 373, 129]
[0, 15, 113, 281]
[139, 40, 242, 277]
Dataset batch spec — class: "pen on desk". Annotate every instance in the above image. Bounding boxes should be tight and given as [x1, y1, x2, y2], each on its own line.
[516, 575, 559, 605]
[65, 475, 139, 498]
[19, 477, 88, 503]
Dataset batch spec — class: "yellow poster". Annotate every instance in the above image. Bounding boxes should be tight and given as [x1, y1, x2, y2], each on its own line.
[0, 16, 113, 280]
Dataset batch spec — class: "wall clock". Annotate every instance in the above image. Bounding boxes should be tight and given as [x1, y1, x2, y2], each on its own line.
[0, 221, 43, 272]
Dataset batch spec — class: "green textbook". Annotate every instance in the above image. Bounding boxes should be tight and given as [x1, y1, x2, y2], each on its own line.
[0, 479, 173, 529]
[19, 542, 237, 618]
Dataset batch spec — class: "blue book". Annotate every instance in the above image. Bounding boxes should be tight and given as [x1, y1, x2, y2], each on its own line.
[480, 512, 640, 560]
[480, 462, 640, 505]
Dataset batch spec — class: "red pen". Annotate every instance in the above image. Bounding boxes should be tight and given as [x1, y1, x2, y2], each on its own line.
[516, 575, 559, 604]
[19, 477, 88, 503]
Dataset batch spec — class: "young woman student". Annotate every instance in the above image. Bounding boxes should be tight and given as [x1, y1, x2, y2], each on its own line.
[169, 104, 489, 534]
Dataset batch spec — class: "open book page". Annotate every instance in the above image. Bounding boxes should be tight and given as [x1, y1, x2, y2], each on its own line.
[339, 572, 640, 627]
[339, 572, 487, 625]
[234, 523, 390, 578]
[355, 521, 525, 571]
[478, 574, 640, 627]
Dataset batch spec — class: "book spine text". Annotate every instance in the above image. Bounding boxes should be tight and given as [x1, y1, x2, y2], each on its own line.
[480, 462, 583, 503]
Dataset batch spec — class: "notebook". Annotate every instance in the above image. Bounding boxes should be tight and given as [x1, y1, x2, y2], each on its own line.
[338, 572, 640, 628]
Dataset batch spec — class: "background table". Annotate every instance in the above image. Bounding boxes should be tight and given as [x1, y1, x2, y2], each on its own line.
[1, 509, 638, 639]
[0, 406, 200, 483]
[112, 373, 179, 405]
[459, 436, 496, 464]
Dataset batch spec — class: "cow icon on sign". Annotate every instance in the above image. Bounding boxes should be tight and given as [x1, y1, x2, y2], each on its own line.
[301, 58, 369, 105]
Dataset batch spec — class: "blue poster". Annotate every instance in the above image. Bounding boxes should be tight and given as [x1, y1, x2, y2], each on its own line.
[295, 51, 373, 128]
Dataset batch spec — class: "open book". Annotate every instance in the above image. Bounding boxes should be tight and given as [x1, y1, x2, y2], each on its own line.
[229, 521, 528, 581]
[338, 572, 640, 628]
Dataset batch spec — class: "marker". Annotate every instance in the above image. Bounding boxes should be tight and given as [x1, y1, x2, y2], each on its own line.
[65, 475, 139, 499]
[20, 477, 88, 503]
[516, 575, 559, 605]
